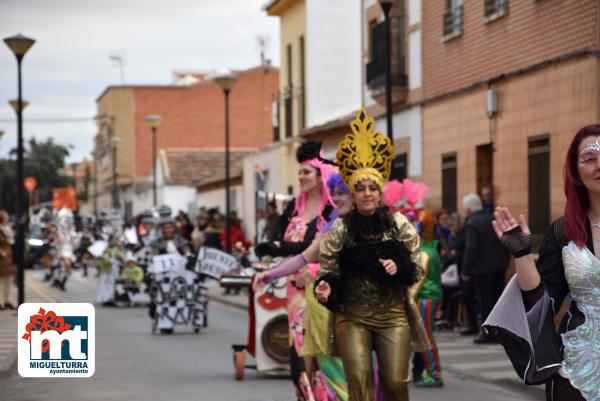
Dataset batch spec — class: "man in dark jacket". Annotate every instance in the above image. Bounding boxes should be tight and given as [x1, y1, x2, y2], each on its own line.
[462, 193, 509, 344]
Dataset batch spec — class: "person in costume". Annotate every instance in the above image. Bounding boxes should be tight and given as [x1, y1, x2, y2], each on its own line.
[150, 215, 192, 257]
[484, 124, 600, 400]
[120, 253, 145, 285]
[0, 211, 17, 310]
[148, 214, 194, 333]
[412, 210, 444, 387]
[382, 179, 443, 388]
[314, 109, 429, 401]
[254, 172, 352, 401]
[98, 235, 125, 307]
[254, 139, 335, 401]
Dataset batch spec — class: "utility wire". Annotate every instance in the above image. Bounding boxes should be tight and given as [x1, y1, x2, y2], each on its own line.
[0, 117, 96, 123]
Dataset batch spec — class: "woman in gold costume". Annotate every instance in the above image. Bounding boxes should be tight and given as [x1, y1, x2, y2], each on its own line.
[314, 109, 429, 401]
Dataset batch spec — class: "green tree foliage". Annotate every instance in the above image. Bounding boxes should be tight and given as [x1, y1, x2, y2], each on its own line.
[0, 137, 73, 213]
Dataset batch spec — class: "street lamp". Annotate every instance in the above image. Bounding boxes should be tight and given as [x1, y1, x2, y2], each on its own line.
[4, 33, 35, 306]
[9, 99, 31, 236]
[110, 137, 121, 210]
[215, 73, 238, 254]
[145, 114, 162, 207]
[9, 99, 29, 112]
[378, 0, 394, 145]
[92, 149, 100, 217]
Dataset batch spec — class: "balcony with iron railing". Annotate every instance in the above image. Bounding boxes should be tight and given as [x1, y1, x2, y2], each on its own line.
[365, 21, 408, 106]
[443, 4, 463, 39]
[272, 86, 305, 140]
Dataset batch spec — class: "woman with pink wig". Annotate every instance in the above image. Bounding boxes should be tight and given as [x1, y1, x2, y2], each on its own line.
[254, 140, 335, 401]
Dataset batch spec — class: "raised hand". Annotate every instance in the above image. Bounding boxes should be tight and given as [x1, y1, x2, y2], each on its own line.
[492, 207, 532, 257]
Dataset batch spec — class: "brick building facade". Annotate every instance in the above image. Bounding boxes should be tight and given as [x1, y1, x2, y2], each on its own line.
[93, 64, 279, 216]
[420, 0, 600, 240]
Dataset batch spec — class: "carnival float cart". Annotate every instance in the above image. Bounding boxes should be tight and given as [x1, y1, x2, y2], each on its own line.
[147, 246, 239, 334]
[147, 252, 209, 334]
[220, 260, 289, 381]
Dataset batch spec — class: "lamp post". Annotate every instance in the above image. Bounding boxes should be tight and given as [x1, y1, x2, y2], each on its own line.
[378, 0, 394, 145]
[9, 99, 30, 234]
[92, 149, 99, 217]
[215, 73, 238, 254]
[110, 137, 121, 210]
[145, 114, 162, 207]
[4, 33, 35, 306]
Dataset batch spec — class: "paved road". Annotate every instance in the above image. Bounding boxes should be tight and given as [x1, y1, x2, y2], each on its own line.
[0, 270, 544, 401]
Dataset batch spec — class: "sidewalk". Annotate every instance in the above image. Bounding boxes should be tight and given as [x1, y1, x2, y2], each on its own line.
[0, 309, 17, 378]
[0, 272, 66, 378]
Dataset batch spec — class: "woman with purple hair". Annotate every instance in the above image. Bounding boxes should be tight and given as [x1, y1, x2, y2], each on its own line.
[254, 140, 335, 401]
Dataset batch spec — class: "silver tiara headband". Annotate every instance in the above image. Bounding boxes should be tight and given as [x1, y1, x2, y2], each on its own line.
[581, 140, 600, 154]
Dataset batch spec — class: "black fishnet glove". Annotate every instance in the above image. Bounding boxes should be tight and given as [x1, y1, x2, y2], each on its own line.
[500, 226, 531, 258]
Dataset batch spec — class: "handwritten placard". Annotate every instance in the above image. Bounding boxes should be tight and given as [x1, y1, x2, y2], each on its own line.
[195, 247, 238, 279]
[148, 253, 186, 274]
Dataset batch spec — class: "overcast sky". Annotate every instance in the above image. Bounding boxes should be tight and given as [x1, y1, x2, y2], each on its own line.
[0, 0, 279, 162]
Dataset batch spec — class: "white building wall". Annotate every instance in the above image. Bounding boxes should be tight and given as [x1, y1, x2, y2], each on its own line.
[241, 145, 288, 240]
[408, 0, 421, 25]
[123, 186, 153, 217]
[374, 106, 422, 177]
[408, 30, 421, 90]
[197, 184, 243, 217]
[306, 0, 362, 128]
[362, 0, 379, 109]
[162, 186, 197, 217]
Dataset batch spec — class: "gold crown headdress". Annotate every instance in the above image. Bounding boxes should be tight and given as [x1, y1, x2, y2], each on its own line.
[337, 108, 394, 192]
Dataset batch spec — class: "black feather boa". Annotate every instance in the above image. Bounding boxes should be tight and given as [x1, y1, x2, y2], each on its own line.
[338, 240, 418, 289]
[343, 207, 398, 242]
[315, 240, 418, 313]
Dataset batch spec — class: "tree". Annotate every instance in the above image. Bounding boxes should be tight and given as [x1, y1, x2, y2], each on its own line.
[0, 137, 73, 214]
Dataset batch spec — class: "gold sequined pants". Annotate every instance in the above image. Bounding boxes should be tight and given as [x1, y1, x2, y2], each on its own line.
[335, 305, 410, 401]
